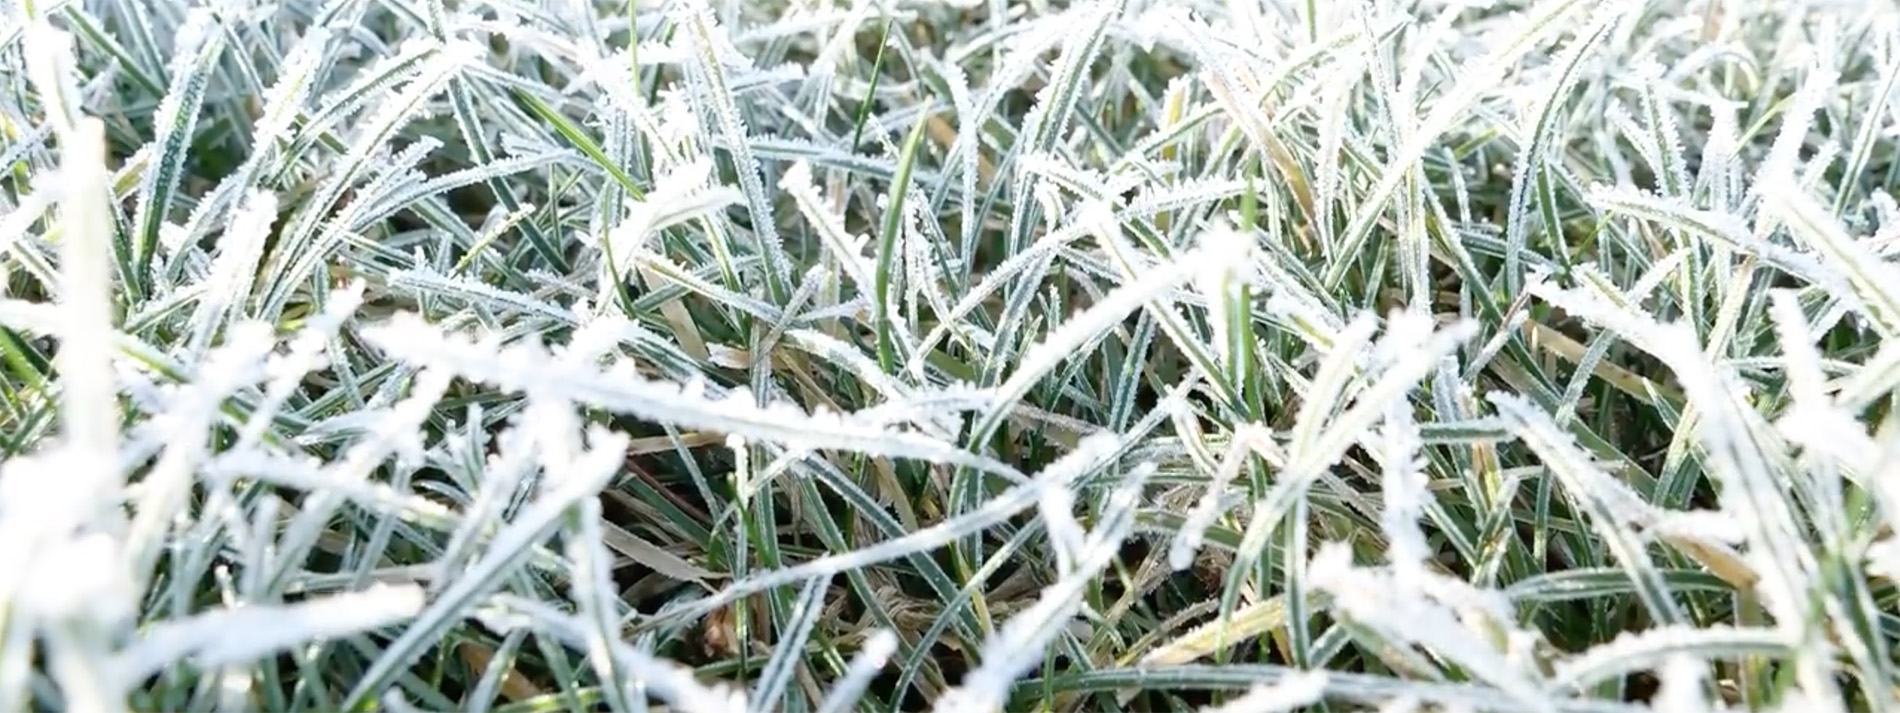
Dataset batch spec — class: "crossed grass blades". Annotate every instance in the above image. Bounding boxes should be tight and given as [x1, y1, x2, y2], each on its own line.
[4, 0, 1900, 711]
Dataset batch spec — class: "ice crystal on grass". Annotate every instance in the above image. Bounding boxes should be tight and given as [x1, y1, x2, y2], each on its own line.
[12, 0, 1900, 710]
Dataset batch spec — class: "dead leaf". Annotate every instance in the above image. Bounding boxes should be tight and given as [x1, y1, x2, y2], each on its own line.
[457, 641, 544, 703]
[599, 520, 721, 588]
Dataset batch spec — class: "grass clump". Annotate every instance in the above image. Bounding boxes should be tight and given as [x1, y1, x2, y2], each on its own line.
[5, 0, 1900, 711]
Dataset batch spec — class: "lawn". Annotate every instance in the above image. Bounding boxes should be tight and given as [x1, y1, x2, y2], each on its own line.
[3, 0, 1899, 711]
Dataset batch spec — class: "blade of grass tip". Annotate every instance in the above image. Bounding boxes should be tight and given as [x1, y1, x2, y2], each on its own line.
[1748, 63, 1834, 238]
[655, 432, 1128, 634]
[934, 462, 1155, 713]
[0, 326, 51, 398]
[779, 467, 958, 697]
[257, 46, 476, 322]
[815, 630, 898, 713]
[1504, 2, 1624, 296]
[130, 10, 223, 301]
[851, 19, 894, 151]
[1169, 426, 1264, 572]
[1205, 212, 1261, 420]
[513, 88, 647, 200]
[1323, 0, 1596, 291]
[1525, 279, 1822, 671]
[443, 77, 566, 272]
[677, 3, 792, 304]
[1486, 393, 1685, 625]
[1834, 43, 1900, 218]
[947, 211, 1234, 611]
[1767, 292, 1900, 708]
[1760, 169, 1900, 338]
[185, 190, 278, 358]
[1003, 1, 1117, 256]
[877, 111, 932, 374]
[1584, 185, 1839, 296]
[412, 0, 558, 277]
[125, 325, 280, 592]
[57, 7, 162, 97]
[748, 576, 830, 713]
[343, 411, 627, 711]
[1218, 314, 1478, 656]
[969, 205, 1243, 449]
